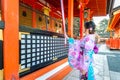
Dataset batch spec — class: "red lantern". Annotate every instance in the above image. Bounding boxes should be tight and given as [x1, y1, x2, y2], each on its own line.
[84, 9, 90, 21]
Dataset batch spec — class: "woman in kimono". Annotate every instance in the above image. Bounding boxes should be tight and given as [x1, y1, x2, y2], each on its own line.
[68, 21, 100, 80]
[80, 21, 100, 80]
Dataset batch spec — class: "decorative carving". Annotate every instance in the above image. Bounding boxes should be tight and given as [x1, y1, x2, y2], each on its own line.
[38, 16, 42, 22]
[59, 24, 61, 28]
[22, 11, 27, 17]
[55, 22, 57, 27]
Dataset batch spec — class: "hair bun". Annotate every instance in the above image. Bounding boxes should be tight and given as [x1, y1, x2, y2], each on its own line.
[85, 21, 96, 34]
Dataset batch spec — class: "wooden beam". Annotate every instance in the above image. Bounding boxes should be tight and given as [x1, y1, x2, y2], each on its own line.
[20, 58, 68, 80]
[46, 65, 72, 80]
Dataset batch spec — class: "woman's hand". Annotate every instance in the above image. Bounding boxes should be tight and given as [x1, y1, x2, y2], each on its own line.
[95, 33, 101, 43]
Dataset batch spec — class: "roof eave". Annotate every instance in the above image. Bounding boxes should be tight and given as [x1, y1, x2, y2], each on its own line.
[107, 0, 114, 16]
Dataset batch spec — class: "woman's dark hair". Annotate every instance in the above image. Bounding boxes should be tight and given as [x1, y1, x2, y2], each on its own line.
[84, 21, 96, 34]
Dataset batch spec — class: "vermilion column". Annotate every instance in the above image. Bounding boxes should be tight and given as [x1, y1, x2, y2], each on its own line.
[32, 3, 37, 28]
[68, 0, 74, 37]
[2, 0, 19, 80]
[32, 11, 37, 28]
[50, 10, 54, 32]
[80, 5, 84, 38]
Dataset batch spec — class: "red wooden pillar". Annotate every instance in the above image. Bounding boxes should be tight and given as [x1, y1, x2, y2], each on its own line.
[32, 4, 37, 28]
[79, 4, 84, 39]
[49, 10, 55, 32]
[32, 11, 37, 28]
[68, 0, 74, 37]
[2, 0, 19, 80]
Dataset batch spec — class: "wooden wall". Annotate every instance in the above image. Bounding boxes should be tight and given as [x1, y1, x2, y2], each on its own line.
[36, 12, 46, 30]
[19, 4, 63, 33]
[19, 5, 32, 27]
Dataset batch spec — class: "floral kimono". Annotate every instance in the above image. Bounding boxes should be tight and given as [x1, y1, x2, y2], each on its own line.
[68, 34, 96, 80]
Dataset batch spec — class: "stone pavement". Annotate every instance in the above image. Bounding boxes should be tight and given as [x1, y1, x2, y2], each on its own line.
[63, 44, 120, 80]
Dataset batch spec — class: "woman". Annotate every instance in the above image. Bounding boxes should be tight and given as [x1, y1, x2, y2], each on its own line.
[80, 21, 100, 80]
[68, 21, 100, 80]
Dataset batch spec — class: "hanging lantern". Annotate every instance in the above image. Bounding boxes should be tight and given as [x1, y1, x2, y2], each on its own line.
[84, 9, 90, 21]
[43, 6, 50, 16]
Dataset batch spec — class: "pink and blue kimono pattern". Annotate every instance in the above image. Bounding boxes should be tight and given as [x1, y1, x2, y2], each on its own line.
[68, 34, 96, 80]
